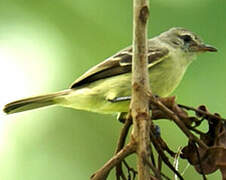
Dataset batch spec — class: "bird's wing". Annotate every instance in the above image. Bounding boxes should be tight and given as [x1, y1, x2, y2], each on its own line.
[70, 45, 169, 88]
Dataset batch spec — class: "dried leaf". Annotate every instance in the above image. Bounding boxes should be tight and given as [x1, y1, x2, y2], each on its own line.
[181, 119, 226, 175]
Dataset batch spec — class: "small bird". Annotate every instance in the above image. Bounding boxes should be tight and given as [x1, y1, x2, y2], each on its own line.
[3, 27, 217, 117]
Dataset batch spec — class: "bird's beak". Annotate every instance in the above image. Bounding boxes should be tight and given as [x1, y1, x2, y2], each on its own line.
[197, 44, 218, 52]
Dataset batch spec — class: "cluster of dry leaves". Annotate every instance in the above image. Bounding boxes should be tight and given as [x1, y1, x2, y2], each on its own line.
[181, 105, 226, 179]
[152, 97, 226, 179]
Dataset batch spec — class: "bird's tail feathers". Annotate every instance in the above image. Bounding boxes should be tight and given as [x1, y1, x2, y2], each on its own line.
[3, 89, 71, 114]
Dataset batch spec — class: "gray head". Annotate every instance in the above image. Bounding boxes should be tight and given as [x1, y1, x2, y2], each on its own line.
[159, 27, 217, 54]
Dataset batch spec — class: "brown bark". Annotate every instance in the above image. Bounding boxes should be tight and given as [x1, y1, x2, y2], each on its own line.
[130, 0, 152, 180]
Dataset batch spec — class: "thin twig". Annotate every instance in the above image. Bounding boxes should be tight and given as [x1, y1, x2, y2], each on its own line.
[115, 116, 132, 153]
[150, 144, 156, 167]
[91, 142, 136, 180]
[115, 117, 132, 180]
[146, 157, 162, 180]
[158, 155, 162, 172]
[160, 172, 171, 180]
[123, 160, 137, 180]
[188, 126, 205, 135]
[181, 164, 190, 176]
[157, 136, 176, 158]
[116, 163, 127, 180]
[178, 104, 226, 122]
[174, 147, 182, 180]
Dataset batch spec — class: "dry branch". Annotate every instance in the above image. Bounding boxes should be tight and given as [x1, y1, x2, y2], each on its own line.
[91, 142, 136, 180]
[130, 0, 152, 180]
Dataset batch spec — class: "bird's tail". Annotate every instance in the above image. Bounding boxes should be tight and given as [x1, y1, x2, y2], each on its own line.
[3, 90, 71, 114]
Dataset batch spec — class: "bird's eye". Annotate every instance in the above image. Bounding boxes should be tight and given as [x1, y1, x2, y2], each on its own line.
[181, 35, 192, 43]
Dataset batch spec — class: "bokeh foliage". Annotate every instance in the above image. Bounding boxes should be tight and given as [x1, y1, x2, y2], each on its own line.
[0, 0, 225, 179]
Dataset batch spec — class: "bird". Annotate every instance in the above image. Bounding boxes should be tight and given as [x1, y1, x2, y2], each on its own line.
[3, 27, 217, 117]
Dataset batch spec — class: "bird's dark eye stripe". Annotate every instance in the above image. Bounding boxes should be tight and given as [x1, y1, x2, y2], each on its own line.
[180, 35, 192, 42]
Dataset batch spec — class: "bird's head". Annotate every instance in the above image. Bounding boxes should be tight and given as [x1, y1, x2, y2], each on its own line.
[159, 27, 217, 55]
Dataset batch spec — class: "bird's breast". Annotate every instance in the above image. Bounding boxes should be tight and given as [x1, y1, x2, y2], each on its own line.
[148, 56, 188, 97]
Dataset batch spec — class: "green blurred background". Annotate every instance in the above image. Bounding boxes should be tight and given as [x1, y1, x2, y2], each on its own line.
[0, 0, 225, 179]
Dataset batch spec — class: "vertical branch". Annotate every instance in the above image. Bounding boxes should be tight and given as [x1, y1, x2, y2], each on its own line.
[130, 0, 151, 180]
